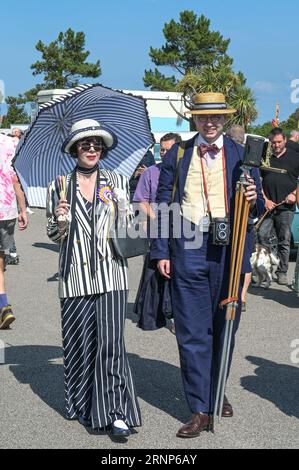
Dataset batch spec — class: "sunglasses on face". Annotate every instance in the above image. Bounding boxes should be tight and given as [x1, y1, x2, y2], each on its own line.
[78, 140, 103, 152]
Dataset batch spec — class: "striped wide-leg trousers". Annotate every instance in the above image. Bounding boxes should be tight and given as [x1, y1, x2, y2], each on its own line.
[61, 290, 141, 429]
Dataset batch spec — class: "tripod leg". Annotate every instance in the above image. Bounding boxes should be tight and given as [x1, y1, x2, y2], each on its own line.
[218, 319, 234, 422]
[213, 319, 230, 421]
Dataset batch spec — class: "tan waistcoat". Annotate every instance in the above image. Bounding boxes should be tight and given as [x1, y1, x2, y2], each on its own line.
[181, 145, 226, 225]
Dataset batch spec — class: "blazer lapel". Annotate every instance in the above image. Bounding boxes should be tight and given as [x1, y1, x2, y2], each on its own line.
[76, 191, 92, 238]
[223, 135, 244, 212]
[178, 136, 198, 203]
[75, 173, 109, 240]
[74, 172, 94, 238]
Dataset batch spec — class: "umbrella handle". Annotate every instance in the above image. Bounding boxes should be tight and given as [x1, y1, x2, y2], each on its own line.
[58, 175, 66, 199]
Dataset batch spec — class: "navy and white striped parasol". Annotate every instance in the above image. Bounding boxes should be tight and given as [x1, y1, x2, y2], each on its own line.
[13, 84, 154, 207]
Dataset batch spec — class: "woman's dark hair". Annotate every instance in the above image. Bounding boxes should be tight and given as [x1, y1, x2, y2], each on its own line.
[70, 137, 108, 159]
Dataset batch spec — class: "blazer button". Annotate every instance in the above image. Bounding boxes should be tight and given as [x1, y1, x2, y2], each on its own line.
[83, 262, 87, 266]
[76, 240, 81, 244]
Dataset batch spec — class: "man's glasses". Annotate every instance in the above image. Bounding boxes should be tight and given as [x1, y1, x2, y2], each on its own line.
[78, 140, 103, 152]
[195, 115, 222, 123]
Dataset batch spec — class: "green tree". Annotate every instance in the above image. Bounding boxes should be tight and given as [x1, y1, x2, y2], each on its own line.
[250, 108, 299, 138]
[249, 121, 273, 138]
[177, 58, 257, 130]
[144, 10, 230, 90]
[26, 28, 101, 100]
[229, 85, 258, 129]
[1, 96, 30, 128]
[280, 108, 299, 135]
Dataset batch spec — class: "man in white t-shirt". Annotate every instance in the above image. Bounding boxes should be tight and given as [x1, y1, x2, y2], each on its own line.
[0, 134, 28, 329]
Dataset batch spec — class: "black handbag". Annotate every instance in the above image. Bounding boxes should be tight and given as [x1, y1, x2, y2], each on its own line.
[110, 213, 149, 259]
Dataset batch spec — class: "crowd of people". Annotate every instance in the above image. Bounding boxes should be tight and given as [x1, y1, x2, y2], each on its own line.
[0, 92, 299, 441]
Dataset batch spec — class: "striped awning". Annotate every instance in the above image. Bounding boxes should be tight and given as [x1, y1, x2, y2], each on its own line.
[13, 84, 154, 207]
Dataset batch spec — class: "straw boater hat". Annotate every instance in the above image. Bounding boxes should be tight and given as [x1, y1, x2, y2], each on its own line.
[62, 119, 117, 156]
[186, 92, 236, 115]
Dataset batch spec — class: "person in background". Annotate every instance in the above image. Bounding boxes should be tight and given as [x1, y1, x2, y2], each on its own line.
[11, 128, 22, 149]
[159, 132, 182, 159]
[6, 128, 30, 264]
[291, 177, 299, 295]
[225, 124, 245, 146]
[0, 133, 28, 329]
[11, 128, 34, 216]
[3, 131, 22, 265]
[259, 128, 299, 285]
[129, 150, 155, 202]
[133, 133, 181, 333]
[286, 130, 299, 153]
[226, 125, 253, 311]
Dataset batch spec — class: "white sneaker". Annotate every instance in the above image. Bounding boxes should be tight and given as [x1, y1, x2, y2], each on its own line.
[26, 208, 34, 214]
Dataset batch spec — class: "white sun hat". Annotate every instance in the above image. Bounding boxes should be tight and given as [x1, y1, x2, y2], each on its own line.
[62, 119, 117, 156]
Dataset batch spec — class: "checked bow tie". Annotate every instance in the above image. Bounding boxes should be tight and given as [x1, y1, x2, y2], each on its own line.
[198, 143, 220, 158]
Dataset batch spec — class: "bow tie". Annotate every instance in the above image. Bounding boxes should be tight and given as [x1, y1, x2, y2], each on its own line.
[198, 143, 220, 158]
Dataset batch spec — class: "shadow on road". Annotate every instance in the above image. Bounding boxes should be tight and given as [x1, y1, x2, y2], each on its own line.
[248, 286, 298, 309]
[32, 242, 60, 253]
[4, 345, 65, 417]
[126, 302, 138, 325]
[128, 353, 187, 423]
[4, 344, 187, 424]
[241, 356, 299, 419]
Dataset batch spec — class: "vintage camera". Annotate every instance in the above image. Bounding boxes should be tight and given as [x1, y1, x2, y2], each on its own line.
[242, 135, 266, 168]
[211, 217, 230, 245]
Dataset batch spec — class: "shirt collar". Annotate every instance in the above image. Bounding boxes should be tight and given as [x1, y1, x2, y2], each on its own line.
[196, 133, 224, 149]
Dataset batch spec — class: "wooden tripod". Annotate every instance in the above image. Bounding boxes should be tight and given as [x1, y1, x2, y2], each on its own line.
[213, 173, 251, 423]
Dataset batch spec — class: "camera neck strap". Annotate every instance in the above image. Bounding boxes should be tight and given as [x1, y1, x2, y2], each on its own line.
[199, 147, 229, 220]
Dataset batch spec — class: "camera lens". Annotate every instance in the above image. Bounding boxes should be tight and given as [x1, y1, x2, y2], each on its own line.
[219, 223, 227, 230]
[218, 230, 227, 240]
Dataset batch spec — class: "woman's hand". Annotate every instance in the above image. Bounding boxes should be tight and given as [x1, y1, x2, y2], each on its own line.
[55, 198, 70, 228]
[55, 198, 69, 217]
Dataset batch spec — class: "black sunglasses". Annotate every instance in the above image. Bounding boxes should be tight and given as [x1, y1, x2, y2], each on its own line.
[78, 139, 103, 152]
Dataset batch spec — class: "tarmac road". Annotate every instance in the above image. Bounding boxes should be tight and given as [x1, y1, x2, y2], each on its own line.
[0, 209, 298, 449]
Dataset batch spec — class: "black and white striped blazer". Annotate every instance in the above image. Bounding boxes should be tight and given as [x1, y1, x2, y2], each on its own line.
[46, 169, 129, 299]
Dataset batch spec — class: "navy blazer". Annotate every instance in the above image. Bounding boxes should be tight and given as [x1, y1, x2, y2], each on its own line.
[150, 134, 265, 272]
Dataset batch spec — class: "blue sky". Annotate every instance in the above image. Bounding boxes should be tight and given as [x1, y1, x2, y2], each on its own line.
[0, 0, 298, 124]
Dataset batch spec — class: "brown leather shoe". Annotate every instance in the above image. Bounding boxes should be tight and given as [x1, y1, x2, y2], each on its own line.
[176, 413, 213, 438]
[222, 395, 233, 418]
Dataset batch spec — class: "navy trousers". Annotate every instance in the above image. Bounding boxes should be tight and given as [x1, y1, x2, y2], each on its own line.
[170, 230, 243, 414]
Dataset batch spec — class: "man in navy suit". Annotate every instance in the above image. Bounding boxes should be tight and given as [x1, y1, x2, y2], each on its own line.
[151, 92, 264, 438]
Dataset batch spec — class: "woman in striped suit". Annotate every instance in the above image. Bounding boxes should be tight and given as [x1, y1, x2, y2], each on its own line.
[46, 119, 141, 438]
